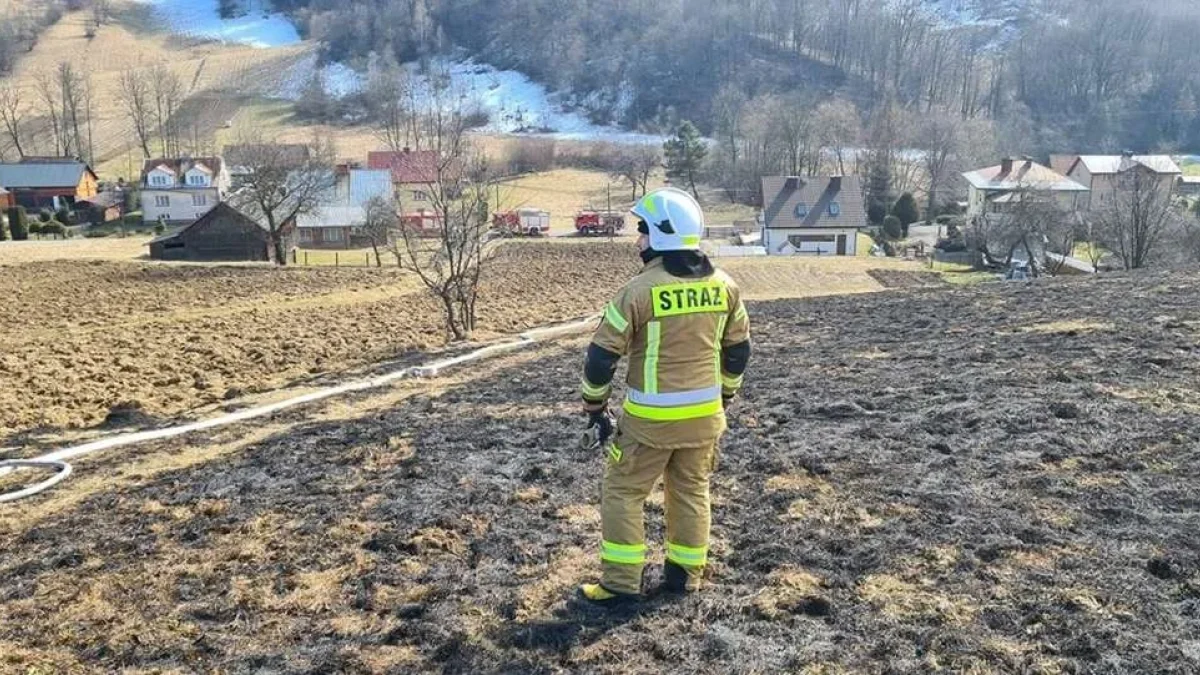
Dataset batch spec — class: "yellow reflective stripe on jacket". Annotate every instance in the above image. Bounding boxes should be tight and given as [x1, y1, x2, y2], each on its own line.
[643, 321, 661, 394]
[714, 315, 728, 382]
[600, 540, 647, 565]
[666, 541, 708, 567]
[721, 372, 743, 390]
[581, 377, 610, 400]
[623, 397, 723, 421]
[604, 302, 629, 333]
[651, 281, 728, 318]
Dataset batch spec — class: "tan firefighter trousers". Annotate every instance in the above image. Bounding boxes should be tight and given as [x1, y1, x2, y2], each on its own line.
[599, 431, 719, 595]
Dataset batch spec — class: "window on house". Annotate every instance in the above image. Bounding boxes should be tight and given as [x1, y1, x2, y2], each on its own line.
[828, 201, 841, 216]
[150, 175, 170, 187]
[413, 190, 428, 201]
[154, 195, 170, 207]
[788, 234, 836, 246]
[327, 227, 344, 242]
[299, 229, 313, 242]
[192, 194, 207, 207]
[187, 174, 207, 186]
[794, 202, 808, 218]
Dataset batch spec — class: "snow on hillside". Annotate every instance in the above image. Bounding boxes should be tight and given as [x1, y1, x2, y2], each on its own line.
[133, 0, 300, 48]
[140, 0, 657, 143]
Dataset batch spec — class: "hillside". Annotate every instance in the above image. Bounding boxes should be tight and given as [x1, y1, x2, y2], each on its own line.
[3, 271, 1200, 672]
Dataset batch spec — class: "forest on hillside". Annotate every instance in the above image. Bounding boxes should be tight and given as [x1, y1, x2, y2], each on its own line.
[275, 0, 1200, 156]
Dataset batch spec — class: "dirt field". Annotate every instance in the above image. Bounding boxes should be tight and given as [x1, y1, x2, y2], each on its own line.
[3, 270, 1200, 672]
[0, 237, 152, 263]
[0, 241, 641, 439]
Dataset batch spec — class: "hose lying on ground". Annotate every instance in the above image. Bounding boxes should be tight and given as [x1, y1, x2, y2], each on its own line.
[0, 316, 598, 504]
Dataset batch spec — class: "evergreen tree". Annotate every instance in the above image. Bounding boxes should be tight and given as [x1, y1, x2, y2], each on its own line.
[867, 199, 887, 226]
[663, 120, 707, 200]
[882, 215, 902, 241]
[7, 206, 28, 240]
[892, 193, 920, 237]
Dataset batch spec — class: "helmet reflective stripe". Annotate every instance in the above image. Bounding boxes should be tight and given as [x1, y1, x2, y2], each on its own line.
[631, 187, 705, 252]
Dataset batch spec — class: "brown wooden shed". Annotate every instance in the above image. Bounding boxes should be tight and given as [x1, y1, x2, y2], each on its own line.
[148, 202, 292, 262]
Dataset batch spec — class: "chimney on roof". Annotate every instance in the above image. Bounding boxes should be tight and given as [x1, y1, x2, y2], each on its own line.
[1121, 149, 1134, 158]
[1001, 157, 1013, 174]
[830, 175, 842, 190]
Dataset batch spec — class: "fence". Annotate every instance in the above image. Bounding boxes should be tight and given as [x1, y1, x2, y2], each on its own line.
[291, 248, 396, 268]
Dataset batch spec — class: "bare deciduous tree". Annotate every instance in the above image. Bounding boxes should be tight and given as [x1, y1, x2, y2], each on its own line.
[390, 93, 499, 340]
[228, 133, 337, 266]
[118, 68, 154, 158]
[607, 142, 659, 200]
[149, 64, 183, 157]
[363, 195, 397, 268]
[968, 191, 1070, 276]
[0, 83, 26, 158]
[35, 69, 65, 155]
[1094, 165, 1180, 270]
[813, 97, 861, 175]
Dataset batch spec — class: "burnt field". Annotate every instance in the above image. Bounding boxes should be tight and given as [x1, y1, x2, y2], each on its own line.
[3, 272, 1200, 673]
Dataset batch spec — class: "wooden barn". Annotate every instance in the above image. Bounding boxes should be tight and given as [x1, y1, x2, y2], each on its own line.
[148, 202, 292, 262]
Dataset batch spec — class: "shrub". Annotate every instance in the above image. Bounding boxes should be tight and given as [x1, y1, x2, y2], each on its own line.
[891, 193, 920, 226]
[28, 221, 43, 235]
[122, 212, 143, 227]
[867, 199, 887, 225]
[8, 206, 29, 240]
[41, 220, 66, 238]
[55, 206, 74, 225]
[154, 222, 166, 235]
[38, 208, 52, 223]
[882, 215, 902, 241]
[0, 216, 7, 241]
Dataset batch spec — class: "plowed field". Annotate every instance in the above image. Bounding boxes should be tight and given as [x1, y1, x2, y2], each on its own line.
[3, 271, 1200, 673]
[0, 241, 640, 440]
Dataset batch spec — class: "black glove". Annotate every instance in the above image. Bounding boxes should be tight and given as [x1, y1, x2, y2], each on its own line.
[587, 407, 615, 446]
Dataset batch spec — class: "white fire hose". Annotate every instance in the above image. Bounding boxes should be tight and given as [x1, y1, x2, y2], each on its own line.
[0, 316, 598, 504]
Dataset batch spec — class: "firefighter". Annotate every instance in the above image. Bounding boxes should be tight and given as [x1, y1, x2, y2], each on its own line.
[578, 187, 751, 605]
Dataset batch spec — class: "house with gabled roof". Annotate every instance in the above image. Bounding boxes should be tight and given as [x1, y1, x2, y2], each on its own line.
[0, 159, 98, 210]
[148, 201, 292, 262]
[962, 157, 1088, 218]
[1063, 154, 1181, 210]
[368, 147, 440, 207]
[761, 175, 867, 255]
[140, 157, 230, 226]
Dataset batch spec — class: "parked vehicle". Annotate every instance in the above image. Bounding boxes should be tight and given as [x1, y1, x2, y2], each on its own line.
[574, 210, 625, 236]
[492, 208, 551, 236]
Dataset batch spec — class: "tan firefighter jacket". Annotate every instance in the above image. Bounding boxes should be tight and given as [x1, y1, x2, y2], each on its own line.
[582, 257, 751, 449]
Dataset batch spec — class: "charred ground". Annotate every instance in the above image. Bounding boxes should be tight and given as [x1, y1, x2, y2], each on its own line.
[3, 271, 1200, 673]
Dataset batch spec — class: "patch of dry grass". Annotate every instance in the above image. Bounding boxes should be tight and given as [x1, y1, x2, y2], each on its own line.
[717, 256, 929, 301]
[858, 573, 978, 626]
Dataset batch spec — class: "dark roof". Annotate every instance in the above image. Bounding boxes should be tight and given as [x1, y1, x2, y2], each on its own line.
[368, 149, 440, 183]
[0, 161, 93, 189]
[761, 176, 866, 229]
[148, 202, 266, 244]
[223, 144, 311, 170]
[140, 157, 224, 182]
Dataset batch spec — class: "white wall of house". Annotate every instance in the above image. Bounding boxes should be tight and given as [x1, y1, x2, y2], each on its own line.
[766, 228, 858, 256]
[142, 188, 221, 224]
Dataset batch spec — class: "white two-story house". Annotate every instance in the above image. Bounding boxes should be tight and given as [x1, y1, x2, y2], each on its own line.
[141, 157, 230, 226]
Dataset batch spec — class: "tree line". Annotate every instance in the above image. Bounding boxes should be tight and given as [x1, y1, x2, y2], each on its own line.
[272, 0, 1200, 155]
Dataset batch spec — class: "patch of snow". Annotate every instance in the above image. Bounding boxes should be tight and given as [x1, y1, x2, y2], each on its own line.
[275, 53, 364, 99]
[402, 58, 661, 144]
[133, 0, 300, 48]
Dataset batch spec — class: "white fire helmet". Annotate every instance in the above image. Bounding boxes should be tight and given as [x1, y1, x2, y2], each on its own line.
[631, 187, 705, 252]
